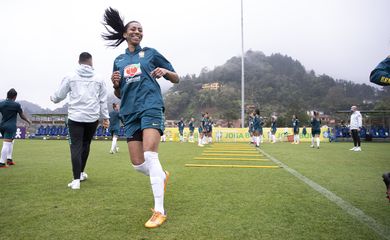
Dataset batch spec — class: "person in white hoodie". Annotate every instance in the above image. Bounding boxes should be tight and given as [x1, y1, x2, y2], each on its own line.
[349, 106, 362, 152]
[51, 52, 110, 189]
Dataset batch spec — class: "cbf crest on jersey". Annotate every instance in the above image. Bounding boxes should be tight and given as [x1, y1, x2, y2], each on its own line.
[124, 63, 142, 78]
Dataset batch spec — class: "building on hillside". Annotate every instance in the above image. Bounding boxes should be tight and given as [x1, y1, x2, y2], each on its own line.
[201, 82, 221, 90]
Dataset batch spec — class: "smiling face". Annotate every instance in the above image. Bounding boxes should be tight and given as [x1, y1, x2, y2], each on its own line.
[123, 21, 143, 47]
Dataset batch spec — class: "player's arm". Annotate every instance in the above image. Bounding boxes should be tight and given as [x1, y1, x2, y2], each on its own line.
[51, 77, 70, 103]
[358, 113, 363, 129]
[111, 71, 121, 99]
[370, 56, 390, 86]
[151, 50, 180, 84]
[151, 68, 179, 83]
[19, 111, 31, 126]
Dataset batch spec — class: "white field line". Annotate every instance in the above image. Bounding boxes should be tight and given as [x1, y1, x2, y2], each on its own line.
[258, 148, 390, 240]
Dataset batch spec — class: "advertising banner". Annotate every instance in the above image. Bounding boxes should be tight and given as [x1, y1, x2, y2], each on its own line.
[163, 127, 330, 143]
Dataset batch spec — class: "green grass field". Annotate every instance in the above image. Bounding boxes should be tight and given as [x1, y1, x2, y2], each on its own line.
[1, 140, 389, 240]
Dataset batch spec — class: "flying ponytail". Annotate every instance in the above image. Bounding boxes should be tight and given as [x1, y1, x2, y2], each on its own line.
[101, 7, 126, 47]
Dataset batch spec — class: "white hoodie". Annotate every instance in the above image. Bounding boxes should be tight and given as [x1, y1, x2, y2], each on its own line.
[350, 111, 362, 130]
[51, 64, 109, 122]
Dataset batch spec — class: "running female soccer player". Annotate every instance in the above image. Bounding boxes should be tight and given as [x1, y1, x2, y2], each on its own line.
[102, 7, 180, 228]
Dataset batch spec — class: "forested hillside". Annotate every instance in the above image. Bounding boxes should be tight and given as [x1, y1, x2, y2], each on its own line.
[164, 50, 389, 126]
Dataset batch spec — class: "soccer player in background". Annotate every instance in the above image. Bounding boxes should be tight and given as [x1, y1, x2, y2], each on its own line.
[369, 56, 390, 202]
[0, 88, 31, 168]
[51, 52, 109, 189]
[188, 118, 195, 143]
[197, 122, 204, 147]
[252, 109, 262, 147]
[292, 115, 300, 144]
[109, 103, 121, 154]
[248, 112, 254, 144]
[310, 111, 321, 149]
[270, 116, 277, 143]
[258, 114, 264, 144]
[177, 117, 185, 142]
[207, 116, 213, 144]
[201, 112, 209, 145]
[103, 7, 180, 228]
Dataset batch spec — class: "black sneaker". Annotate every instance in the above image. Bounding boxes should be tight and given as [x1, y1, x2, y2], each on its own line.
[0, 163, 8, 168]
[7, 159, 14, 166]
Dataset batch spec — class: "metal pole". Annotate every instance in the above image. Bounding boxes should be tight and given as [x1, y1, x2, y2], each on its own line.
[241, 0, 245, 128]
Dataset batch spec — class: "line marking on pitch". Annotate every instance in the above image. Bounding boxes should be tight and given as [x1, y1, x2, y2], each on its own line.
[194, 157, 270, 161]
[204, 151, 258, 153]
[208, 147, 255, 150]
[257, 148, 390, 240]
[185, 164, 280, 169]
[202, 153, 260, 156]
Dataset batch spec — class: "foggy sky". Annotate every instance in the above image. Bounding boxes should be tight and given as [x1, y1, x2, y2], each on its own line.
[0, 0, 389, 109]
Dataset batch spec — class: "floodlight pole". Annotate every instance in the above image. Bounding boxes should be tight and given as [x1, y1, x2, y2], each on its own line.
[240, 0, 245, 128]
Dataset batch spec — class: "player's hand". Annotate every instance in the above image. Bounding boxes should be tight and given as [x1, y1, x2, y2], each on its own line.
[111, 71, 121, 89]
[151, 67, 168, 79]
[102, 119, 110, 129]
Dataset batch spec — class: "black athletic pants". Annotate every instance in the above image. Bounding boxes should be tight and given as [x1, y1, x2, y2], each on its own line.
[68, 119, 98, 179]
[351, 129, 361, 147]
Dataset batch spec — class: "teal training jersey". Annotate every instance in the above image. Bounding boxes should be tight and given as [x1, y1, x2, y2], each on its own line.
[292, 119, 299, 133]
[113, 46, 175, 120]
[0, 99, 22, 132]
[311, 118, 321, 131]
[188, 121, 194, 132]
[271, 122, 277, 133]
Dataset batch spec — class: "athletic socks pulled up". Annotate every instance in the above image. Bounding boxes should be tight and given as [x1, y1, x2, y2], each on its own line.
[144, 151, 166, 214]
[1, 142, 12, 164]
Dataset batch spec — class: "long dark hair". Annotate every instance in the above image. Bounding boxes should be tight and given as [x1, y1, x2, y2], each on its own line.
[101, 7, 138, 48]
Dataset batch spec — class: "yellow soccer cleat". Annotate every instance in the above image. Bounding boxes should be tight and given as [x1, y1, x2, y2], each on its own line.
[145, 209, 167, 228]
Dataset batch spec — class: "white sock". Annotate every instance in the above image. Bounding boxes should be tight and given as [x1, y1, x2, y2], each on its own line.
[1, 142, 12, 164]
[208, 137, 212, 143]
[198, 137, 202, 145]
[111, 136, 117, 151]
[311, 137, 314, 146]
[256, 136, 260, 146]
[145, 151, 165, 214]
[296, 135, 300, 143]
[316, 137, 320, 147]
[7, 141, 14, 159]
[133, 160, 150, 176]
